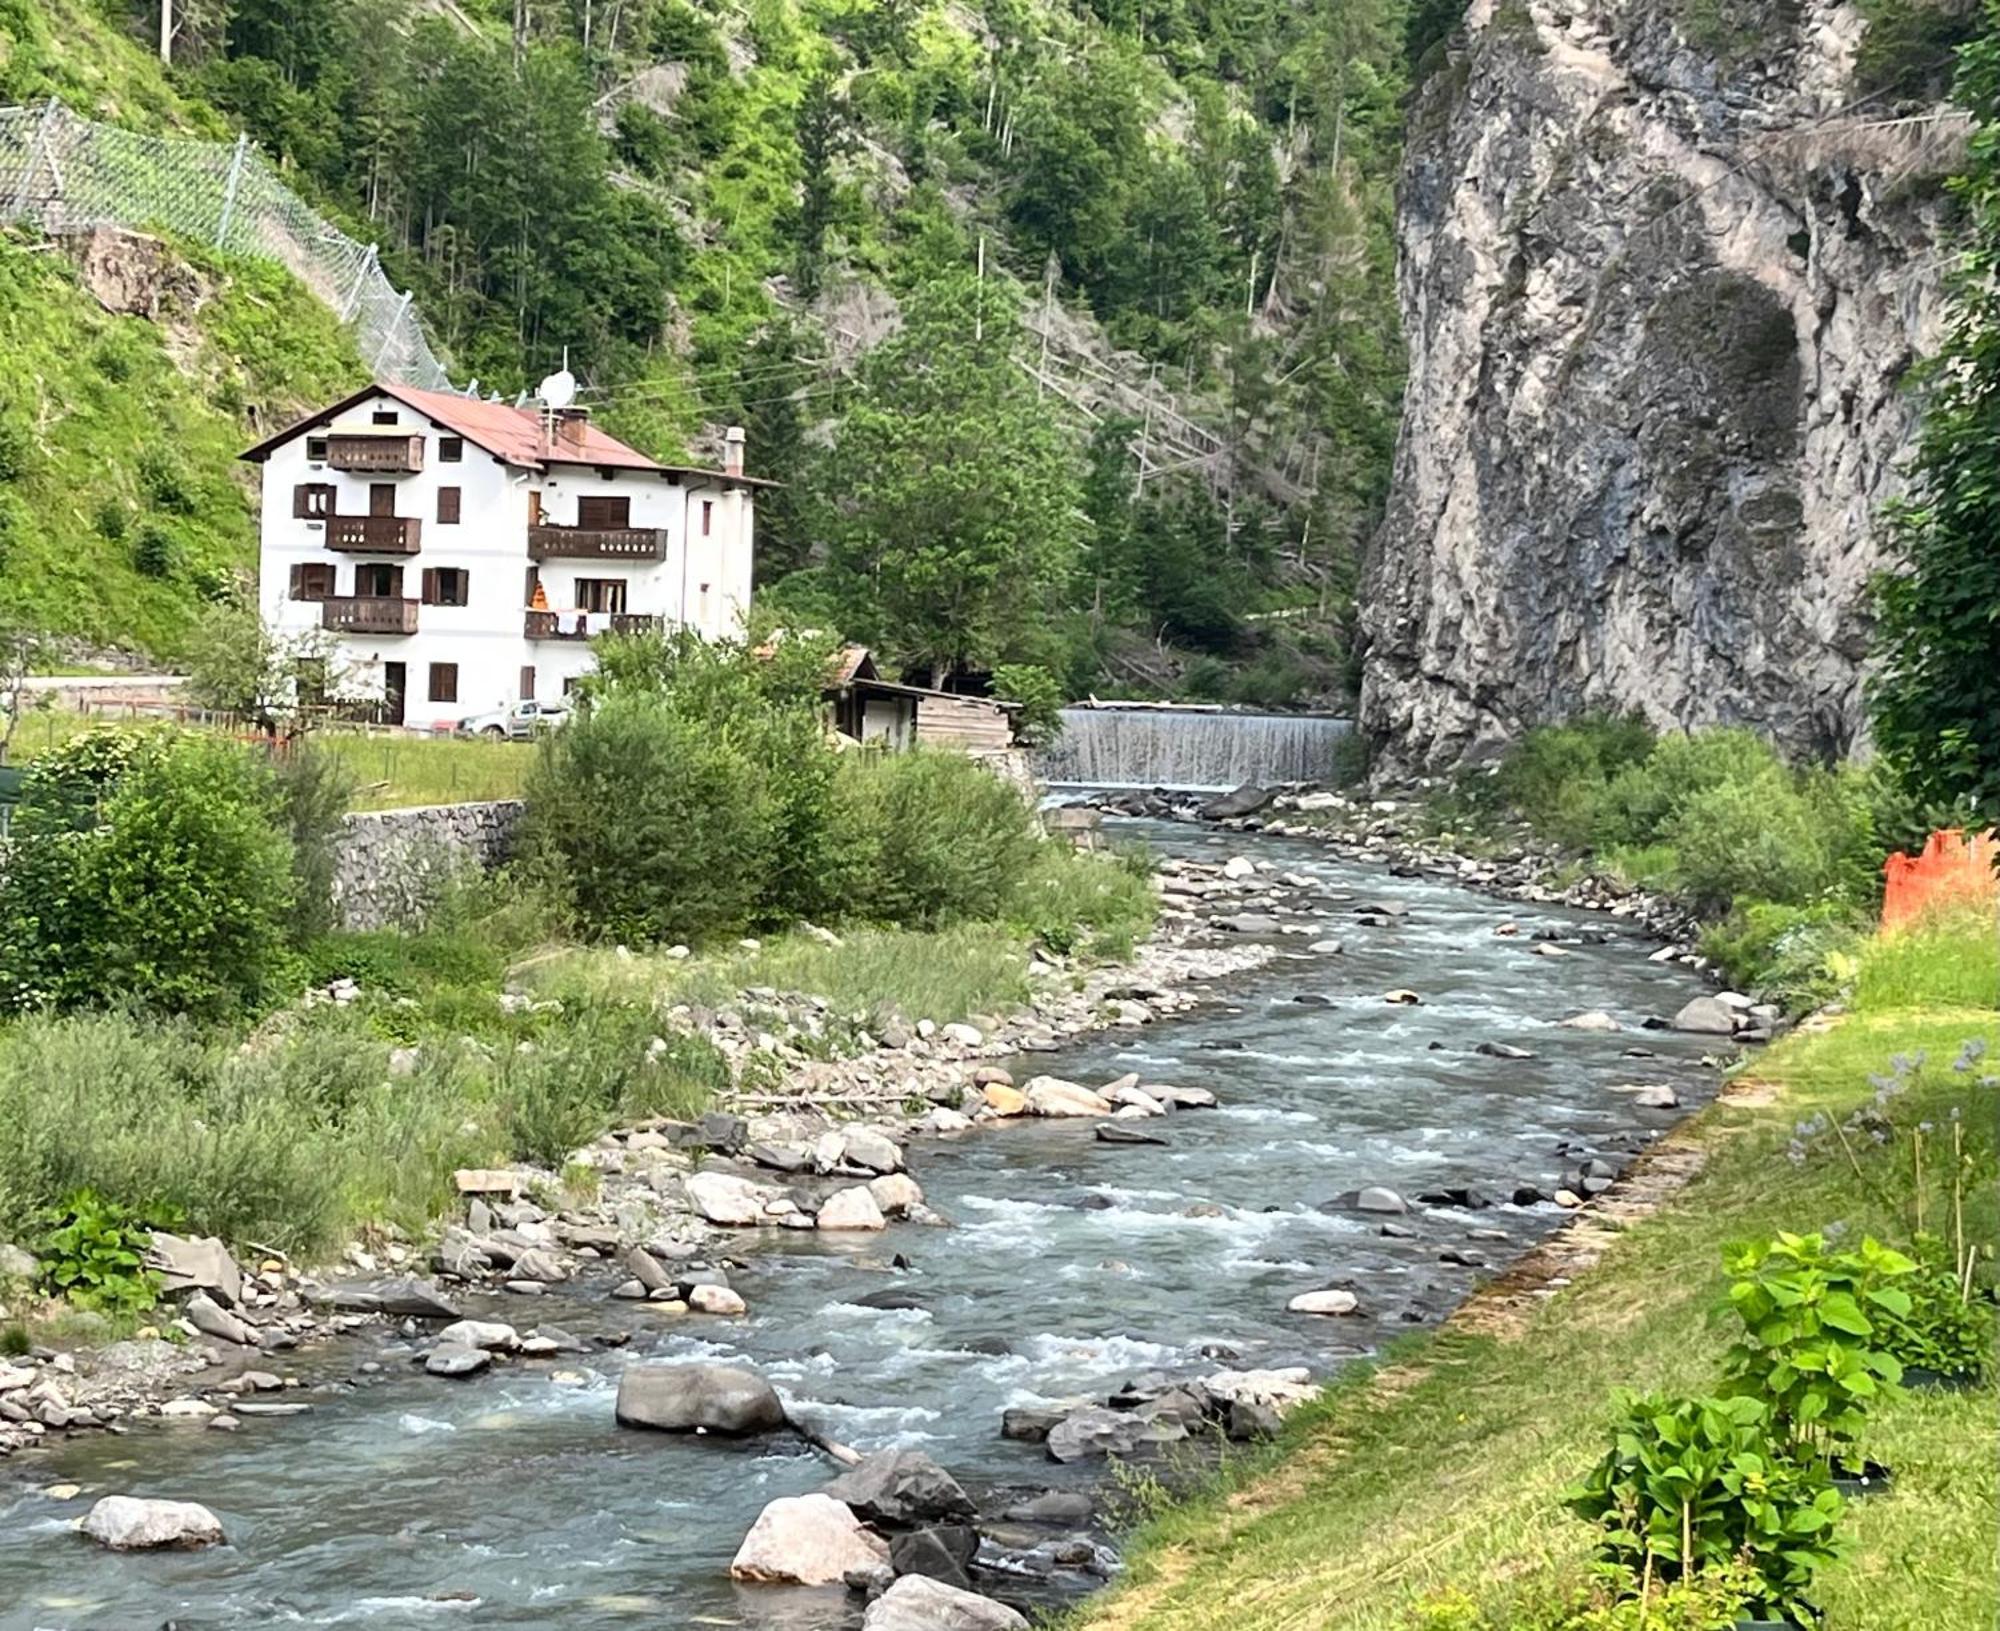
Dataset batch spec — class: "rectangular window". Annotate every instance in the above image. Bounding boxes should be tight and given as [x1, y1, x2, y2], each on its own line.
[292, 483, 334, 519]
[372, 409, 399, 426]
[562, 675, 582, 696]
[370, 483, 396, 518]
[436, 487, 461, 524]
[428, 662, 458, 704]
[577, 495, 631, 530]
[701, 499, 714, 537]
[439, 436, 464, 463]
[356, 562, 403, 598]
[305, 435, 329, 462]
[420, 567, 470, 607]
[519, 665, 536, 701]
[574, 577, 629, 614]
[288, 562, 336, 601]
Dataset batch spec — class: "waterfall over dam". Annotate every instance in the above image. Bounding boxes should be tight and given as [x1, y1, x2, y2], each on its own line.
[1037, 707, 1353, 791]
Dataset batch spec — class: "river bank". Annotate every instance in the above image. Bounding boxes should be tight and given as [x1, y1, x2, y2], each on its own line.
[1065, 912, 2000, 1631]
[0, 817, 1752, 1629]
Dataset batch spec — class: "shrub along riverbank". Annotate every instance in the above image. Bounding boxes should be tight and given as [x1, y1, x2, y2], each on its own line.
[1406, 718, 1985, 1013]
[0, 631, 1157, 1333]
[1068, 911, 1998, 1631]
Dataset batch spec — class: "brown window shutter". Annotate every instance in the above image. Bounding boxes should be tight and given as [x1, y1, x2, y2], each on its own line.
[421, 567, 438, 605]
[289, 563, 303, 598]
[292, 485, 310, 518]
[437, 487, 461, 524]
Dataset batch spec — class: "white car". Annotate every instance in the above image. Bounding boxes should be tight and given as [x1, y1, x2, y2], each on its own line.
[455, 700, 571, 740]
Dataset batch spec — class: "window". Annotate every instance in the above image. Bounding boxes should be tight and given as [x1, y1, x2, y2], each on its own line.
[519, 666, 536, 701]
[701, 499, 714, 537]
[305, 436, 329, 463]
[428, 662, 459, 704]
[356, 562, 403, 598]
[369, 483, 396, 517]
[563, 675, 583, 696]
[292, 483, 334, 519]
[420, 567, 470, 607]
[439, 436, 464, 463]
[574, 577, 628, 614]
[578, 494, 631, 530]
[288, 562, 336, 601]
[372, 409, 399, 426]
[436, 487, 461, 524]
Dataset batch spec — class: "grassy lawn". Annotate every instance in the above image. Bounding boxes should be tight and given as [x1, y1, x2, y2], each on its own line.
[1074, 918, 1999, 1631]
[6, 708, 534, 810]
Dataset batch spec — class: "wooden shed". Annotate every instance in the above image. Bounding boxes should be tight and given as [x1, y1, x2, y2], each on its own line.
[824, 646, 1021, 754]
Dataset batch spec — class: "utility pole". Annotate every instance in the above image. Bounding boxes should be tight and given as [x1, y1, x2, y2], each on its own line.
[158, 0, 173, 64]
[974, 234, 986, 343]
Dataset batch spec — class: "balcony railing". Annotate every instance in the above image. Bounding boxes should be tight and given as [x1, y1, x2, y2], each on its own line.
[325, 515, 423, 555]
[527, 525, 668, 562]
[525, 611, 663, 641]
[324, 434, 425, 474]
[322, 596, 419, 635]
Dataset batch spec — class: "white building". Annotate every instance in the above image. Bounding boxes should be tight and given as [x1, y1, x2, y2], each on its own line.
[243, 382, 759, 731]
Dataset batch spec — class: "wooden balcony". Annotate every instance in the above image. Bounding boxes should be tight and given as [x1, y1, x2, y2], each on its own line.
[525, 611, 662, 641]
[527, 525, 668, 562]
[322, 596, 419, 636]
[325, 433, 425, 474]
[325, 515, 423, 555]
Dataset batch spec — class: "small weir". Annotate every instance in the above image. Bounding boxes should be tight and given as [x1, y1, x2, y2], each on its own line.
[1037, 707, 1353, 791]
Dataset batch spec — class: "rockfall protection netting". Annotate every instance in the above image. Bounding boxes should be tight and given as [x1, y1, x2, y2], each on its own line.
[0, 100, 454, 389]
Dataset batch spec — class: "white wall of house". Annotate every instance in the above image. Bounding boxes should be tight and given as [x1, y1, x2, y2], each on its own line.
[255, 389, 756, 731]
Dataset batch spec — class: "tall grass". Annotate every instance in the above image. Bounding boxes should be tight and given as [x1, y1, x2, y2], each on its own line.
[1854, 906, 2000, 1013]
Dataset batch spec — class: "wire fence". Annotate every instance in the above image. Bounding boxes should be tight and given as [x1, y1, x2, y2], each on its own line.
[0, 99, 453, 389]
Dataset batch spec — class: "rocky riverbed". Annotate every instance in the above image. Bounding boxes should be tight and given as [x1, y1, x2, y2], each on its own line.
[0, 817, 1758, 1629]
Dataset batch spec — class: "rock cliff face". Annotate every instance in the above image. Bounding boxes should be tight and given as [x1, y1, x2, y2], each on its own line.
[1360, 0, 1965, 770]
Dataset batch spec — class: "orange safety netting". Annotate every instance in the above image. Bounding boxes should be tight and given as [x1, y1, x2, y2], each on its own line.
[1881, 829, 1999, 930]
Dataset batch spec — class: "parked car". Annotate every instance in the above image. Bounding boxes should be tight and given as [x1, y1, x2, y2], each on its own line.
[454, 700, 571, 740]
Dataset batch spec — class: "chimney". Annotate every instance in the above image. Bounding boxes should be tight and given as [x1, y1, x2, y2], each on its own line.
[554, 406, 591, 450]
[723, 425, 746, 479]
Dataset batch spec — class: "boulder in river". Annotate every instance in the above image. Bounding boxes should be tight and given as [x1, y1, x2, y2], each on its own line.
[1560, 1010, 1622, 1032]
[317, 1277, 461, 1321]
[614, 1362, 787, 1435]
[839, 1128, 906, 1175]
[425, 1343, 491, 1379]
[436, 1320, 518, 1351]
[862, 1574, 1029, 1631]
[1154, 1085, 1218, 1110]
[687, 1284, 748, 1315]
[981, 1082, 1029, 1116]
[1202, 785, 1274, 820]
[79, 1495, 224, 1551]
[1353, 1186, 1407, 1215]
[1287, 1289, 1359, 1316]
[818, 1186, 888, 1232]
[825, 1449, 976, 1526]
[183, 1293, 259, 1347]
[868, 1173, 924, 1218]
[729, 1493, 889, 1585]
[1476, 1041, 1537, 1060]
[1096, 1123, 1167, 1147]
[1045, 1403, 1186, 1462]
[1023, 1077, 1113, 1117]
[888, 1524, 979, 1588]
[1630, 1084, 1681, 1109]
[1000, 1406, 1069, 1443]
[1671, 996, 1738, 1036]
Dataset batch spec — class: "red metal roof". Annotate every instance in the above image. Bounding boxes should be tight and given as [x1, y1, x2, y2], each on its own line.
[241, 381, 747, 477]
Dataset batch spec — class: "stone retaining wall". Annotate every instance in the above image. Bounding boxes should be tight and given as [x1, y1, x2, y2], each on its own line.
[332, 800, 525, 930]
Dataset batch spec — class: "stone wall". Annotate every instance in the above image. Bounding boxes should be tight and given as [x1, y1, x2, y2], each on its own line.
[1360, 0, 1961, 771]
[332, 800, 525, 930]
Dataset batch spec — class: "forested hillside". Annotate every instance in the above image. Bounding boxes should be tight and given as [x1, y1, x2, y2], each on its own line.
[0, 0, 1431, 695]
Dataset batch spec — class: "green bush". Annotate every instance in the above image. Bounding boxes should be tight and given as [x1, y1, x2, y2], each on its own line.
[1564, 1392, 1844, 1624]
[1872, 1235, 1994, 1382]
[0, 405, 34, 483]
[136, 446, 197, 514]
[1698, 900, 1864, 1012]
[990, 661, 1065, 746]
[841, 750, 1042, 928]
[1491, 714, 1657, 847]
[34, 1188, 163, 1317]
[131, 517, 185, 579]
[0, 728, 295, 1015]
[273, 741, 355, 940]
[1662, 771, 1844, 916]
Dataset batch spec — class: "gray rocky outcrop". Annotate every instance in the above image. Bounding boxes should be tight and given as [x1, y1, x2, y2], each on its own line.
[1361, 0, 1958, 770]
[79, 1495, 224, 1550]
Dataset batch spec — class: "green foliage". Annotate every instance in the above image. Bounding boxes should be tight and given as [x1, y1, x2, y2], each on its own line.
[33, 1187, 162, 1317]
[1488, 714, 1658, 847]
[840, 750, 1042, 928]
[1698, 901, 1862, 1016]
[0, 728, 295, 1016]
[817, 269, 1086, 682]
[1718, 1231, 1913, 1470]
[1409, 1568, 1759, 1631]
[272, 741, 357, 940]
[1564, 1392, 1845, 1623]
[1854, 0, 1984, 99]
[1871, 11, 2000, 820]
[1871, 1235, 1994, 1381]
[990, 662, 1065, 746]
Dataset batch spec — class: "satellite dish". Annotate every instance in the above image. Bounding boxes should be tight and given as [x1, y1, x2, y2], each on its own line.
[537, 367, 577, 411]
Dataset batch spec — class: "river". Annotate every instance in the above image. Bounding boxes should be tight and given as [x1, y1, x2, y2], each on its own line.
[0, 820, 1718, 1629]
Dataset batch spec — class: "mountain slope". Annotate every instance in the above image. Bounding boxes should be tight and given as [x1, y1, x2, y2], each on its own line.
[0, 225, 361, 661]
